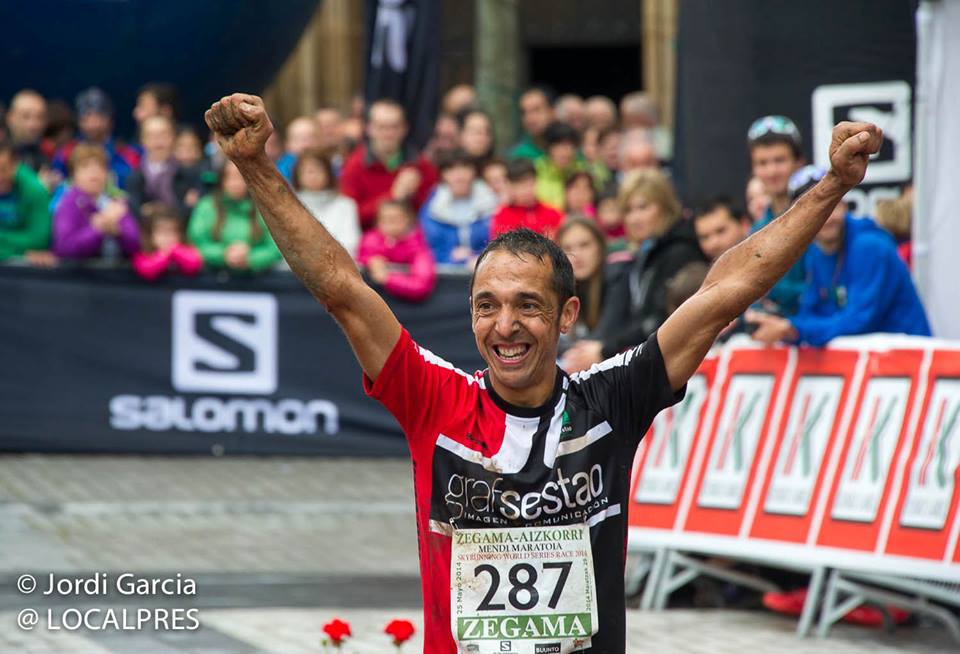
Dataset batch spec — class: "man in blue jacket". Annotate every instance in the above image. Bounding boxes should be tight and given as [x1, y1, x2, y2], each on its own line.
[748, 166, 931, 346]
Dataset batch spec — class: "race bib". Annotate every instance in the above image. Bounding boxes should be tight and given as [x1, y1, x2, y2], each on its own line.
[451, 524, 598, 653]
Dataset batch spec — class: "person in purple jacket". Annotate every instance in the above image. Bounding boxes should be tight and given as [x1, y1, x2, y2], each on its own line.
[53, 144, 139, 260]
[357, 199, 436, 302]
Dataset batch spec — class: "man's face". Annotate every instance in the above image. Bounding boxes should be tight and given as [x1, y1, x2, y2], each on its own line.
[599, 132, 621, 170]
[750, 143, 799, 199]
[816, 201, 847, 253]
[695, 208, 748, 261]
[367, 104, 407, 158]
[520, 92, 553, 138]
[79, 111, 111, 143]
[471, 250, 577, 394]
[0, 153, 17, 194]
[314, 109, 342, 150]
[133, 92, 160, 126]
[7, 95, 46, 144]
[621, 141, 657, 172]
[286, 118, 318, 156]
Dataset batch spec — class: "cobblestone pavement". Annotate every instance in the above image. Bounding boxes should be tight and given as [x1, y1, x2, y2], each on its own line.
[0, 455, 955, 653]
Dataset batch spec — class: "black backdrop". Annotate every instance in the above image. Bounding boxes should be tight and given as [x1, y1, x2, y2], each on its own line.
[672, 0, 917, 210]
[0, 267, 483, 456]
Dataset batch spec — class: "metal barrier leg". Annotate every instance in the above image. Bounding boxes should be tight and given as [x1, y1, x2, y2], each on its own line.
[654, 550, 678, 610]
[797, 566, 826, 638]
[640, 548, 666, 610]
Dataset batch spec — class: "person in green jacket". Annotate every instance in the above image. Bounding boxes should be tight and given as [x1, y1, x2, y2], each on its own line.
[533, 122, 590, 210]
[0, 142, 52, 262]
[187, 160, 281, 271]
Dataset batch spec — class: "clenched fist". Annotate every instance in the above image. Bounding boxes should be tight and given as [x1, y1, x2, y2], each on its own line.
[828, 121, 884, 189]
[205, 94, 273, 162]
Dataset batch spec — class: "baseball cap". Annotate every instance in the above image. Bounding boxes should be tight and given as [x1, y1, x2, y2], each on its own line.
[75, 87, 114, 117]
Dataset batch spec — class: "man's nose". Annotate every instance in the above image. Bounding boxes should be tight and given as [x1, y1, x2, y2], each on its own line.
[494, 308, 518, 338]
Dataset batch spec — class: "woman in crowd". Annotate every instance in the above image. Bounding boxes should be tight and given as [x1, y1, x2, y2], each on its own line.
[562, 169, 707, 371]
[293, 149, 360, 256]
[457, 108, 495, 172]
[557, 217, 613, 347]
[52, 144, 139, 261]
[357, 200, 436, 302]
[419, 148, 498, 266]
[132, 202, 202, 281]
[187, 161, 281, 272]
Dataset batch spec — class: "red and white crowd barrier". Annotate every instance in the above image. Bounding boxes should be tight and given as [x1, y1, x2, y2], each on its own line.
[628, 336, 960, 582]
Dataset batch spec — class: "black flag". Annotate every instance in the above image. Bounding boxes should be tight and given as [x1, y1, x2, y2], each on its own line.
[364, 0, 441, 149]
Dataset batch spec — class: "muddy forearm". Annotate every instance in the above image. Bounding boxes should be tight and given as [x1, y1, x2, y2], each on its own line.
[234, 154, 360, 308]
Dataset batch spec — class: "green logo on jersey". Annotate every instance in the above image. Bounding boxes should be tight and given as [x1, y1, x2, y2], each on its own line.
[560, 410, 573, 439]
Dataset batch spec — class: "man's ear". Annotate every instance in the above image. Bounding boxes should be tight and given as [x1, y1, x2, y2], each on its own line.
[559, 295, 581, 335]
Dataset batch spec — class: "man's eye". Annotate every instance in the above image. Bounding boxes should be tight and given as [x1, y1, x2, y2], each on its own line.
[521, 303, 538, 311]
[477, 303, 494, 312]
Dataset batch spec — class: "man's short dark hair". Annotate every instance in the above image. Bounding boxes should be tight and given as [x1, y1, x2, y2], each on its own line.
[138, 82, 180, 119]
[748, 132, 802, 160]
[694, 196, 742, 224]
[520, 85, 556, 106]
[506, 158, 536, 182]
[543, 122, 580, 148]
[470, 228, 575, 311]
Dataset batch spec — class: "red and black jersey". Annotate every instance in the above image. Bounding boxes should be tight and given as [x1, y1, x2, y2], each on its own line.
[364, 329, 683, 652]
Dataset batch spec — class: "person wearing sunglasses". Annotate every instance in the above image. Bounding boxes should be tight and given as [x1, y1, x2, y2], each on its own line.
[747, 115, 807, 316]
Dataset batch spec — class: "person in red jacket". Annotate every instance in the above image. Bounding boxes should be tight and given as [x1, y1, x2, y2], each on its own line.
[132, 202, 203, 281]
[357, 200, 437, 302]
[489, 158, 564, 240]
[339, 99, 438, 231]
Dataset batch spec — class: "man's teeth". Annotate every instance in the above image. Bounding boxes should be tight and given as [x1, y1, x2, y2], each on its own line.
[497, 344, 528, 359]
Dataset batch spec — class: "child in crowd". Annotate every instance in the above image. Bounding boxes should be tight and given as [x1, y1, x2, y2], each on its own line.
[293, 149, 360, 257]
[745, 175, 770, 224]
[419, 149, 498, 266]
[357, 200, 436, 302]
[52, 144, 138, 260]
[564, 171, 596, 217]
[174, 126, 204, 169]
[125, 115, 203, 221]
[596, 193, 625, 242]
[489, 159, 563, 239]
[534, 121, 587, 209]
[481, 158, 511, 206]
[187, 161, 281, 272]
[132, 202, 202, 281]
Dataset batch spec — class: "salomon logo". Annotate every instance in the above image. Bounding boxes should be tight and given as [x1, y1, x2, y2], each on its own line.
[172, 291, 277, 394]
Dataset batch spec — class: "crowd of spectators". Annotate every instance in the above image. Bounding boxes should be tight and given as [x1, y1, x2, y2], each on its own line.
[0, 81, 930, 362]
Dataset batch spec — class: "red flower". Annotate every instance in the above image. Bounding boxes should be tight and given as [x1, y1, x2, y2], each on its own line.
[322, 618, 351, 646]
[384, 619, 416, 645]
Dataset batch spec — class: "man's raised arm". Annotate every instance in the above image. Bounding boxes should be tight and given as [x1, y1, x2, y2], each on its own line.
[205, 93, 401, 381]
[657, 121, 884, 391]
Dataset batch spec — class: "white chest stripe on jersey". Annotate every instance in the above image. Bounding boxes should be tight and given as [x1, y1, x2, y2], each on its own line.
[437, 412, 540, 474]
[556, 421, 613, 458]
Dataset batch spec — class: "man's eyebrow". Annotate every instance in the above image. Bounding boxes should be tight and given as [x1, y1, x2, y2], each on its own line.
[473, 291, 497, 303]
[515, 291, 547, 303]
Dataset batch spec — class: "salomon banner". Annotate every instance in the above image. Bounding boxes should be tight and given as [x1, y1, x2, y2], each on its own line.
[628, 337, 960, 582]
[0, 267, 482, 456]
[673, 0, 916, 215]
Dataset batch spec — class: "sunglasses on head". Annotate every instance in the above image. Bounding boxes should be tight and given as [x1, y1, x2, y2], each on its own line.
[748, 115, 801, 144]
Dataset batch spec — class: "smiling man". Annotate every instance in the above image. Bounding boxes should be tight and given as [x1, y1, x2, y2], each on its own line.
[205, 93, 882, 653]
